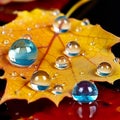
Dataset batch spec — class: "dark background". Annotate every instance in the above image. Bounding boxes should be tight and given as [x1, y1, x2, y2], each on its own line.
[62, 0, 120, 37]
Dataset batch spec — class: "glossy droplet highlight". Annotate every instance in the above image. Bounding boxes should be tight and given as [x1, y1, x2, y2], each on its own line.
[64, 41, 80, 57]
[55, 56, 70, 69]
[72, 81, 98, 103]
[96, 62, 112, 77]
[8, 38, 38, 67]
[30, 70, 51, 91]
[53, 16, 71, 33]
[52, 85, 63, 95]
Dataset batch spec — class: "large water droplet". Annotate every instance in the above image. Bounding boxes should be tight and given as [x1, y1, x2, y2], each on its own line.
[53, 16, 71, 33]
[72, 80, 98, 104]
[64, 41, 80, 57]
[30, 70, 51, 91]
[8, 38, 38, 67]
[55, 56, 70, 69]
[96, 62, 112, 77]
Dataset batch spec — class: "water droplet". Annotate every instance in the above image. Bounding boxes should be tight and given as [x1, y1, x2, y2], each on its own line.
[52, 84, 63, 95]
[64, 41, 80, 57]
[8, 38, 38, 67]
[22, 34, 32, 40]
[52, 9, 60, 16]
[55, 56, 70, 69]
[11, 71, 18, 77]
[72, 80, 98, 104]
[30, 70, 51, 91]
[53, 16, 71, 33]
[79, 71, 84, 75]
[81, 18, 90, 26]
[96, 62, 112, 77]
[3, 40, 9, 45]
[27, 27, 32, 31]
[75, 27, 82, 32]
[34, 24, 40, 29]
[28, 93, 32, 96]
[1, 30, 6, 35]
[90, 41, 95, 46]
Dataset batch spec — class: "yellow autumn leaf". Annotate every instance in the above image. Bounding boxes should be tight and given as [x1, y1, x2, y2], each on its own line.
[0, 8, 120, 106]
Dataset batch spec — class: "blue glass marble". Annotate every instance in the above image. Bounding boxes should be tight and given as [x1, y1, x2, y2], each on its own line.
[8, 39, 38, 67]
[72, 81, 98, 103]
[30, 70, 51, 91]
[53, 16, 71, 33]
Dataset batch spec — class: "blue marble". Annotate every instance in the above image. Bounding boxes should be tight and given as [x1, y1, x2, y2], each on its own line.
[72, 81, 98, 103]
[8, 39, 38, 67]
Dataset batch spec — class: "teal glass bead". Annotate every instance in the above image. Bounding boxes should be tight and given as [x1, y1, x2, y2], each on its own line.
[8, 38, 38, 67]
[53, 16, 71, 33]
[72, 81, 98, 104]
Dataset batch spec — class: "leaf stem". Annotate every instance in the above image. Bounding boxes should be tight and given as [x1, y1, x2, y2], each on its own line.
[66, 0, 91, 17]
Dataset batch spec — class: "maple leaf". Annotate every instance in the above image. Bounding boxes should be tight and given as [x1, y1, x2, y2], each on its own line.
[0, 8, 120, 106]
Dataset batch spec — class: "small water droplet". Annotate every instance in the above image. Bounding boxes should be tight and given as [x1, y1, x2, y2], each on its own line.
[3, 40, 9, 45]
[114, 57, 120, 64]
[75, 27, 82, 32]
[64, 41, 80, 57]
[30, 70, 51, 91]
[8, 38, 38, 67]
[90, 41, 95, 46]
[96, 62, 112, 77]
[52, 84, 63, 95]
[1, 30, 6, 35]
[34, 24, 40, 28]
[72, 80, 98, 104]
[53, 16, 71, 33]
[79, 71, 84, 75]
[11, 71, 18, 77]
[55, 56, 70, 69]
[51, 73, 58, 80]
[28, 93, 32, 96]
[81, 18, 90, 26]
[52, 9, 60, 16]
[26, 27, 32, 31]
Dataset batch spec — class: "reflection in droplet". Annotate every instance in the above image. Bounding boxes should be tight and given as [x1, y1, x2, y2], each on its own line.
[77, 102, 98, 119]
